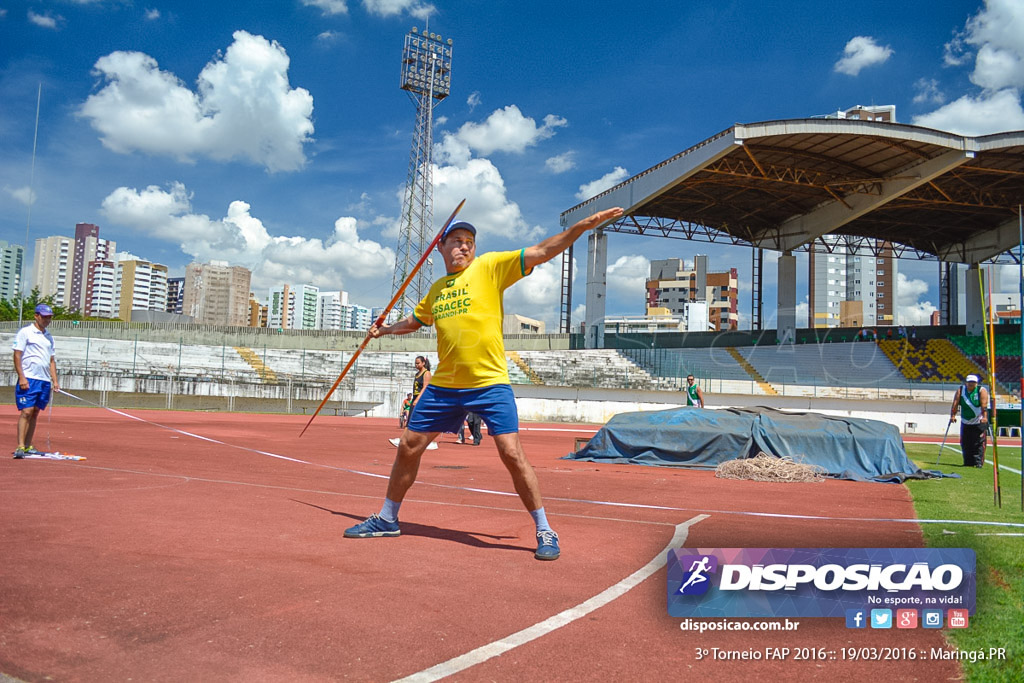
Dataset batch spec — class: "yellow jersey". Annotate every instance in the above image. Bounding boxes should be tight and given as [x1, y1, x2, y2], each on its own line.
[413, 249, 532, 388]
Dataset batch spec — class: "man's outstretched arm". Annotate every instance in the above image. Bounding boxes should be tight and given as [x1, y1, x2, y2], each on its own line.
[523, 207, 624, 271]
[369, 314, 423, 338]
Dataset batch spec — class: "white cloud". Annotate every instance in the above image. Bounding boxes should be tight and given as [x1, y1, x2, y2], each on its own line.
[917, 1, 1024, 136]
[962, 0, 1024, 91]
[912, 78, 945, 105]
[833, 36, 893, 76]
[545, 152, 576, 174]
[1, 8, 9, 19]
[467, 91, 481, 110]
[79, 31, 314, 172]
[793, 300, 809, 328]
[438, 105, 567, 160]
[100, 182, 394, 292]
[28, 10, 60, 29]
[896, 272, 937, 326]
[362, 0, 436, 20]
[422, 104, 568, 245]
[944, 33, 971, 67]
[431, 159, 543, 242]
[4, 186, 36, 206]
[607, 255, 650, 302]
[571, 303, 586, 328]
[301, 0, 348, 16]
[144, 8, 160, 21]
[317, 30, 342, 43]
[576, 166, 629, 201]
[912, 89, 1024, 135]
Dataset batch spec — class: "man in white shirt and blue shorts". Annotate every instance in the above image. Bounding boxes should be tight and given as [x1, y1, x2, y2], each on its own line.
[12, 304, 59, 457]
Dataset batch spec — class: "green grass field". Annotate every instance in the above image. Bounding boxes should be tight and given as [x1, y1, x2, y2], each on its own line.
[905, 443, 1024, 683]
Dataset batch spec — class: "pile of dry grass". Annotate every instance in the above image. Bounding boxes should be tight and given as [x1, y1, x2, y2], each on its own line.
[715, 451, 826, 483]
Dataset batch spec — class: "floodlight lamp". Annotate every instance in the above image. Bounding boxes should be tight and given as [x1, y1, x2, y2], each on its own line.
[447, 38, 453, 45]
[412, 27, 418, 34]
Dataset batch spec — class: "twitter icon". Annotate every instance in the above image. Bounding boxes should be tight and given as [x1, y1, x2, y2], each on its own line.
[870, 609, 892, 629]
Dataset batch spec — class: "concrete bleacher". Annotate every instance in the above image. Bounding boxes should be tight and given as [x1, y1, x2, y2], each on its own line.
[36, 335, 258, 380]
[517, 350, 661, 390]
[739, 342, 905, 388]
[621, 347, 753, 383]
[624, 343, 960, 401]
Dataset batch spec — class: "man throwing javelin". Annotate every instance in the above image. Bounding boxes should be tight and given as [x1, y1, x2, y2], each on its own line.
[12, 304, 59, 457]
[344, 206, 624, 560]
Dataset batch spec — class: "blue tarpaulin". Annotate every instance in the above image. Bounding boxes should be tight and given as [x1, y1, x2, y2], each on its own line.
[566, 406, 943, 483]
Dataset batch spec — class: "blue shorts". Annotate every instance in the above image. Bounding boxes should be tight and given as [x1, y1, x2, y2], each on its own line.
[15, 378, 52, 411]
[407, 384, 519, 436]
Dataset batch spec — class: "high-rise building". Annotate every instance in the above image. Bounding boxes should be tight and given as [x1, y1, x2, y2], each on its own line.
[646, 256, 738, 331]
[85, 260, 117, 318]
[183, 261, 252, 326]
[84, 253, 168, 319]
[808, 238, 897, 328]
[248, 292, 266, 327]
[33, 225, 115, 312]
[317, 291, 346, 330]
[292, 285, 319, 330]
[267, 284, 290, 329]
[0, 240, 25, 302]
[166, 277, 185, 314]
[33, 235, 74, 307]
[116, 258, 168, 321]
[70, 223, 115, 312]
[267, 284, 319, 330]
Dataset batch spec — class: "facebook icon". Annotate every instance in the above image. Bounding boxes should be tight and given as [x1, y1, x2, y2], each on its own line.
[845, 609, 867, 629]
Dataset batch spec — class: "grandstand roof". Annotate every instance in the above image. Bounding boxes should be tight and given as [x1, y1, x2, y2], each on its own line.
[560, 119, 1024, 263]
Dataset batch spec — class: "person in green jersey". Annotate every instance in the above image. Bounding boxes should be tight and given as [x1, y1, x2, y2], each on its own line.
[949, 373, 989, 468]
[684, 375, 704, 408]
[344, 206, 624, 561]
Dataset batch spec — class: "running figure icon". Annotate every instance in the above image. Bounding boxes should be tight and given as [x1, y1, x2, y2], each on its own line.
[678, 556, 712, 593]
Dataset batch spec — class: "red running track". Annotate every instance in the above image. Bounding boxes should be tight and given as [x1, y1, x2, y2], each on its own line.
[1, 407, 961, 681]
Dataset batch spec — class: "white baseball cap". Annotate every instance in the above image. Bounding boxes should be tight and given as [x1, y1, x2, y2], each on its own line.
[965, 374, 980, 383]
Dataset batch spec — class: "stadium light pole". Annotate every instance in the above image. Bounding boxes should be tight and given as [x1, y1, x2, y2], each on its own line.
[1019, 204, 1023, 510]
[392, 27, 453, 319]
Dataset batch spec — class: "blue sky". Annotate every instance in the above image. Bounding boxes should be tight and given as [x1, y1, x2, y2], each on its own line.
[2, 0, 1023, 329]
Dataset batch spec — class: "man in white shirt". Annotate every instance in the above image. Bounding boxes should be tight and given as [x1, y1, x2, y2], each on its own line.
[12, 304, 59, 457]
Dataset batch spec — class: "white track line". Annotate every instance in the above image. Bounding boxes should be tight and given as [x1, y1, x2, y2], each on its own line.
[393, 514, 709, 683]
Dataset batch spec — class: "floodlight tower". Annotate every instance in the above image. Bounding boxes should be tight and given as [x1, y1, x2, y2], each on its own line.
[392, 27, 453, 318]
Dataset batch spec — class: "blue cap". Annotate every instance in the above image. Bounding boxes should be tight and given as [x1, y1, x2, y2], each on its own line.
[441, 220, 476, 242]
[34, 304, 53, 316]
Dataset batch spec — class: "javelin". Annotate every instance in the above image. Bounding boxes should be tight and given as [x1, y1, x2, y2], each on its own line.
[299, 199, 466, 437]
